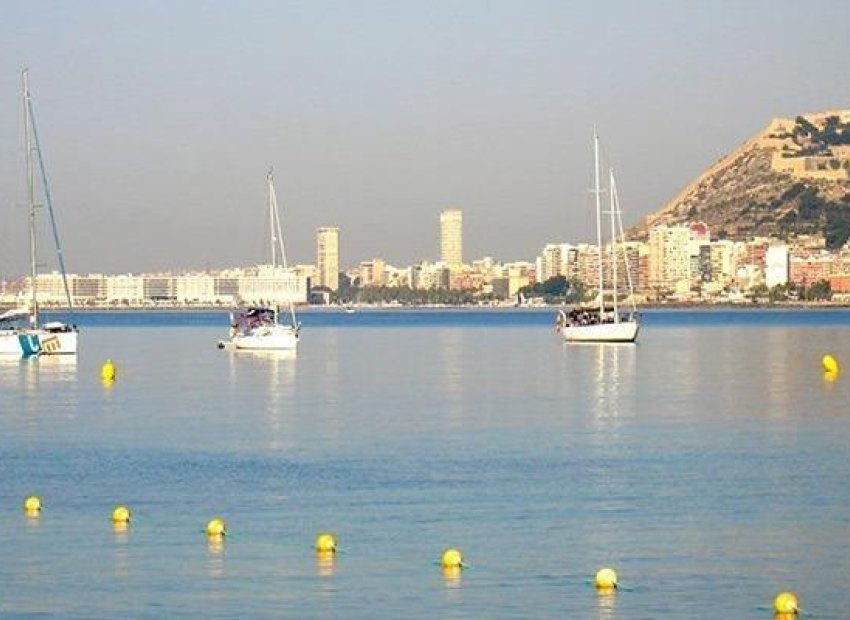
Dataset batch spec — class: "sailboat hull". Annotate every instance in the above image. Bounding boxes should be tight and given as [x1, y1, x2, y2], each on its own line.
[562, 320, 639, 343]
[229, 324, 298, 351]
[0, 332, 26, 355]
[0, 329, 78, 356]
[33, 329, 78, 354]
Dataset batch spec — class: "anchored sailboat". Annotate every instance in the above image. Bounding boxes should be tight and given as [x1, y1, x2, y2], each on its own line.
[556, 130, 639, 343]
[0, 69, 78, 357]
[218, 169, 300, 351]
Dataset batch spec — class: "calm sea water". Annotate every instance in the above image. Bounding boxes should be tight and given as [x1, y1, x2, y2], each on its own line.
[1, 308, 849, 619]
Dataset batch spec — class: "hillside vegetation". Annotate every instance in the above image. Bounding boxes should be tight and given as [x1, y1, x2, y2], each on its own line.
[629, 111, 850, 248]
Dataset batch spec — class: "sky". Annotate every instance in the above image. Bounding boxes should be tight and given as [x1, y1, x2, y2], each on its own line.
[1, 0, 848, 276]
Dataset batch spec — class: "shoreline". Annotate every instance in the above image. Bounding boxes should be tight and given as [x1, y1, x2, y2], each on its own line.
[21, 301, 850, 313]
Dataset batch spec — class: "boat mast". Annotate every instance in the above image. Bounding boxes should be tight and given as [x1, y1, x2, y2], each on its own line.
[268, 168, 278, 269]
[609, 168, 619, 322]
[593, 129, 604, 317]
[22, 69, 74, 324]
[612, 174, 638, 315]
[267, 168, 278, 323]
[267, 169, 298, 329]
[22, 69, 39, 327]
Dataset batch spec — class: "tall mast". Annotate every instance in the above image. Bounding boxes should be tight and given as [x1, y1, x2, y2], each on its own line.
[593, 129, 603, 316]
[267, 168, 298, 329]
[268, 168, 277, 268]
[612, 174, 637, 315]
[23, 69, 38, 327]
[609, 168, 619, 322]
[21, 69, 75, 326]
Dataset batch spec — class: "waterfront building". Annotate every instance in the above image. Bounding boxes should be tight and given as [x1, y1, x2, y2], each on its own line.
[648, 225, 691, 291]
[440, 208, 463, 267]
[765, 243, 790, 288]
[359, 258, 386, 287]
[144, 276, 177, 303]
[411, 261, 449, 290]
[539, 243, 573, 281]
[31, 272, 72, 305]
[237, 264, 307, 304]
[316, 227, 340, 292]
[175, 272, 217, 305]
[105, 274, 144, 305]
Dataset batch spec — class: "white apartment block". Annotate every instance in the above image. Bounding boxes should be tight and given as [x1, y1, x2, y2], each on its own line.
[765, 243, 790, 288]
[648, 225, 691, 290]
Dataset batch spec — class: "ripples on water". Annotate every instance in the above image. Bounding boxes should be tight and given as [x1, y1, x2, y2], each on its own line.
[1, 309, 849, 618]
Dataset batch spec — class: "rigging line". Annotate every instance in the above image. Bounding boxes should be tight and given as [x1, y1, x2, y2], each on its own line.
[26, 90, 75, 323]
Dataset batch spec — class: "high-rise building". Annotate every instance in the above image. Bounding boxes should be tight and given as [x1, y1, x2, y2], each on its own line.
[440, 208, 463, 267]
[316, 227, 340, 292]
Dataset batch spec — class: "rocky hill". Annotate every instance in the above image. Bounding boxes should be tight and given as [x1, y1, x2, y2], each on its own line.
[629, 110, 850, 248]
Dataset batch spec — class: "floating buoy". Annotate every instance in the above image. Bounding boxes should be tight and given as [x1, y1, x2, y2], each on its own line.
[23, 495, 42, 514]
[112, 505, 132, 524]
[774, 591, 798, 614]
[101, 359, 116, 381]
[441, 548, 464, 569]
[315, 532, 336, 553]
[822, 354, 839, 373]
[595, 567, 618, 590]
[206, 517, 227, 538]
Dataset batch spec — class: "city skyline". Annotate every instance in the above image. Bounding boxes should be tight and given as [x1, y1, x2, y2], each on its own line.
[2, 2, 849, 276]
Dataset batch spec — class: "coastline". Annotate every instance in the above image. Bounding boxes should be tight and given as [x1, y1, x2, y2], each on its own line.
[18, 301, 850, 313]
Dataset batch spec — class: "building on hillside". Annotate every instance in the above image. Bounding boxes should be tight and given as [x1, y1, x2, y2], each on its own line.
[648, 225, 691, 291]
[765, 243, 789, 288]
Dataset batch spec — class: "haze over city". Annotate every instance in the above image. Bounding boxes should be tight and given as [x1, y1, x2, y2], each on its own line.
[1, 0, 848, 277]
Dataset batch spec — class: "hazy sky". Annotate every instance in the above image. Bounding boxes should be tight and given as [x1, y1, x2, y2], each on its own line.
[1, 0, 848, 276]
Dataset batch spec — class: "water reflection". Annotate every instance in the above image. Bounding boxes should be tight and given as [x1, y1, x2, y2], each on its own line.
[315, 550, 336, 577]
[596, 588, 617, 620]
[207, 537, 225, 578]
[590, 344, 636, 422]
[441, 565, 463, 587]
[113, 524, 130, 578]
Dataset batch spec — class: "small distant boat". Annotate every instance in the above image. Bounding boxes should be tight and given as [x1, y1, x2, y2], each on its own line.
[1, 70, 78, 357]
[556, 130, 639, 344]
[218, 170, 299, 351]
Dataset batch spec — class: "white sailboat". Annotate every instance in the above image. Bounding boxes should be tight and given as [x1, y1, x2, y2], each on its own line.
[218, 169, 300, 351]
[556, 130, 639, 343]
[0, 69, 78, 357]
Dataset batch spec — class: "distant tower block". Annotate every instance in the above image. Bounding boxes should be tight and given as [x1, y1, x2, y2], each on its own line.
[316, 227, 340, 292]
[440, 208, 463, 267]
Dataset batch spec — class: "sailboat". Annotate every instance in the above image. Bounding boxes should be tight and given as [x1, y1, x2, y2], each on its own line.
[218, 169, 300, 351]
[556, 130, 639, 343]
[0, 69, 78, 357]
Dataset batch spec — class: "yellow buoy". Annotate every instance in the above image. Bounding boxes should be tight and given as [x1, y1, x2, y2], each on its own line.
[206, 517, 227, 538]
[774, 591, 799, 614]
[441, 548, 464, 569]
[315, 532, 337, 553]
[23, 495, 42, 513]
[595, 567, 618, 590]
[822, 354, 839, 373]
[101, 359, 116, 381]
[111, 505, 132, 524]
